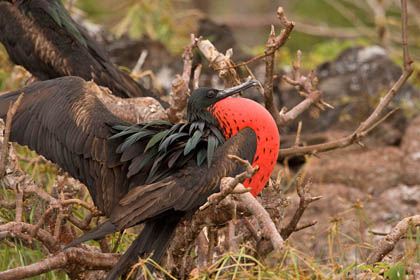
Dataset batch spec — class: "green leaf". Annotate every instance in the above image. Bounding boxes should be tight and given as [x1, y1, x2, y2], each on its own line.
[289, 250, 300, 280]
[384, 262, 406, 280]
[184, 130, 202, 155]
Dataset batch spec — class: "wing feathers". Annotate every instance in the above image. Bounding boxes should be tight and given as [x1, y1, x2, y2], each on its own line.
[0, 77, 130, 215]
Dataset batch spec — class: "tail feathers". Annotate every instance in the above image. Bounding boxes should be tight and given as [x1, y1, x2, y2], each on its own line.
[105, 217, 181, 280]
[64, 221, 116, 249]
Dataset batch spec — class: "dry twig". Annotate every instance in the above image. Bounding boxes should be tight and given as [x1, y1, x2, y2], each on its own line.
[263, 8, 294, 130]
[197, 38, 241, 88]
[0, 93, 24, 177]
[280, 176, 321, 239]
[166, 34, 196, 122]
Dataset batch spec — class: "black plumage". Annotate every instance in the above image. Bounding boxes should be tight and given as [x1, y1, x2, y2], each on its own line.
[0, 0, 152, 98]
[0, 76, 259, 279]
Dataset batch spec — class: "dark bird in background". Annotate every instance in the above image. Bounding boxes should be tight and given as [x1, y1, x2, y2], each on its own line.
[0, 0, 153, 99]
[0, 76, 279, 279]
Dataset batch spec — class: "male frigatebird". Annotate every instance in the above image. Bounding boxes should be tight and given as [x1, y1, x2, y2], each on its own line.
[0, 76, 279, 279]
[0, 0, 152, 98]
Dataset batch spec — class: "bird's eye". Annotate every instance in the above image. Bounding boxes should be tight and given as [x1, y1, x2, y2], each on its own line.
[207, 90, 217, 98]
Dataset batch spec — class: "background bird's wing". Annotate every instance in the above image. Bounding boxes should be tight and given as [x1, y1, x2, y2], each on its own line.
[0, 0, 152, 99]
[0, 76, 133, 215]
[110, 127, 258, 229]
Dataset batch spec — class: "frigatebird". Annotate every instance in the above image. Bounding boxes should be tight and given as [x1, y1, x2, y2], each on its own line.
[0, 0, 152, 98]
[0, 76, 280, 279]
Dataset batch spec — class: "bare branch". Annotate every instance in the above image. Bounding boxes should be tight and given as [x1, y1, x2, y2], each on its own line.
[367, 215, 420, 264]
[15, 183, 24, 223]
[197, 38, 241, 88]
[61, 199, 102, 216]
[0, 247, 120, 280]
[280, 176, 321, 239]
[193, 64, 202, 90]
[264, 8, 295, 129]
[234, 184, 285, 251]
[166, 34, 196, 122]
[0, 222, 60, 253]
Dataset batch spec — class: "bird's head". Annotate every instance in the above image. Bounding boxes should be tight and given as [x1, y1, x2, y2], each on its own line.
[187, 80, 261, 124]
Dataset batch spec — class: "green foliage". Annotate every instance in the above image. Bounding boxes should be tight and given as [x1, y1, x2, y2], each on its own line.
[359, 262, 407, 280]
[384, 262, 406, 280]
[112, 0, 195, 54]
[0, 45, 14, 91]
[291, 0, 371, 27]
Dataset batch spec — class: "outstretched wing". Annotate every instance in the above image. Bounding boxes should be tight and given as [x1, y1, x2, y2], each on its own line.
[0, 76, 132, 215]
[110, 127, 258, 230]
[0, 0, 152, 99]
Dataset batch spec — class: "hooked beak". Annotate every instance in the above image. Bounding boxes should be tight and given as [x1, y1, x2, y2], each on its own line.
[216, 80, 262, 100]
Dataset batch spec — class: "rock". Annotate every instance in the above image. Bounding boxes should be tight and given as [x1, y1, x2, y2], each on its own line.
[280, 46, 419, 135]
[367, 184, 420, 223]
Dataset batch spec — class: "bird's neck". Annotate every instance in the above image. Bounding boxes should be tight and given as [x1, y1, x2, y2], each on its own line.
[208, 97, 280, 196]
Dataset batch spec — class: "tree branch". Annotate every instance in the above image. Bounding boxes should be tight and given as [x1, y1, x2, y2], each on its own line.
[280, 176, 321, 239]
[0, 247, 120, 280]
[263, 8, 295, 130]
[367, 215, 420, 264]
